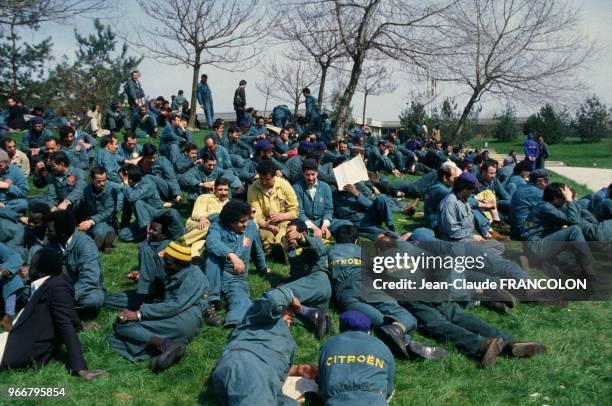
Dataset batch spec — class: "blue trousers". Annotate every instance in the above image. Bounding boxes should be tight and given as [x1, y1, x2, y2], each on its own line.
[345, 300, 416, 345]
[202, 102, 214, 128]
[357, 195, 396, 240]
[283, 271, 332, 310]
[404, 301, 514, 356]
[222, 271, 251, 327]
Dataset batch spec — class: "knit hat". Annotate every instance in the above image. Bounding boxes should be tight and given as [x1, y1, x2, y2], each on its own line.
[339, 310, 371, 333]
[164, 241, 192, 262]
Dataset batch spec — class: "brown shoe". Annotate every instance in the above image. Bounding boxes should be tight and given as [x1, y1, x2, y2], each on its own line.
[479, 337, 505, 368]
[1, 314, 13, 331]
[127, 271, 140, 282]
[486, 230, 510, 242]
[506, 341, 547, 358]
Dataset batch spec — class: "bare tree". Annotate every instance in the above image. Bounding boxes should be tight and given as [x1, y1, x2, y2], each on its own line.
[0, 0, 106, 28]
[356, 64, 398, 123]
[274, 3, 347, 109]
[127, 0, 271, 128]
[431, 0, 595, 138]
[317, 0, 450, 138]
[255, 77, 275, 116]
[262, 55, 320, 116]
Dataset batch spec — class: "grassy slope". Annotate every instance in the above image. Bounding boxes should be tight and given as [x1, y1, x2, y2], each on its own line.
[468, 137, 612, 169]
[0, 132, 610, 406]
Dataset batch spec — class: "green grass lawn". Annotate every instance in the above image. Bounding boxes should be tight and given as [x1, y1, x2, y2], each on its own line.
[467, 137, 612, 169]
[0, 131, 610, 405]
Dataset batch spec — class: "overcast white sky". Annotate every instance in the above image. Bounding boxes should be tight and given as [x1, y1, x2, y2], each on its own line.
[29, 0, 612, 120]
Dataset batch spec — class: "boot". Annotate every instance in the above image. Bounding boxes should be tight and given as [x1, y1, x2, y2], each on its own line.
[204, 306, 222, 327]
[486, 230, 510, 242]
[505, 341, 547, 358]
[149, 338, 186, 373]
[406, 341, 447, 360]
[379, 322, 410, 359]
[103, 231, 116, 255]
[308, 309, 329, 339]
[478, 337, 504, 368]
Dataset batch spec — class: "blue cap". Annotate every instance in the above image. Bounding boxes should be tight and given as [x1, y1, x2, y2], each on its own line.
[111, 100, 120, 109]
[316, 141, 327, 150]
[378, 139, 388, 146]
[352, 134, 363, 143]
[31, 116, 44, 125]
[463, 157, 474, 164]
[254, 139, 273, 151]
[458, 171, 479, 187]
[239, 118, 249, 127]
[339, 310, 371, 333]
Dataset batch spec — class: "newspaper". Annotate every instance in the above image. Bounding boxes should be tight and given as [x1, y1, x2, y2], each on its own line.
[333, 155, 369, 189]
[282, 376, 319, 403]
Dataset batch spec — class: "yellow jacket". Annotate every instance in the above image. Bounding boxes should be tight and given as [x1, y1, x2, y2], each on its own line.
[247, 177, 299, 226]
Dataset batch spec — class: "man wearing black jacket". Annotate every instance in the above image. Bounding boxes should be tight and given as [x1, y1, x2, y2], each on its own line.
[0, 248, 107, 379]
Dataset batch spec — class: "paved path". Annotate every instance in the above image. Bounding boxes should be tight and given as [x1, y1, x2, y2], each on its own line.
[548, 167, 612, 192]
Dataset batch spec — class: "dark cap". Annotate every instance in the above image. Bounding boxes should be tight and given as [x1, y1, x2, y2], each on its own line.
[339, 310, 371, 333]
[529, 169, 550, 183]
[31, 116, 44, 125]
[254, 139, 273, 151]
[458, 171, 479, 187]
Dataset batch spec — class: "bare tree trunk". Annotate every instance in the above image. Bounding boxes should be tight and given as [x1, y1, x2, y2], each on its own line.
[293, 95, 299, 117]
[454, 89, 479, 140]
[317, 65, 328, 109]
[362, 91, 368, 125]
[263, 90, 269, 116]
[334, 55, 364, 138]
[10, 21, 18, 95]
[188, 50, 201, 129]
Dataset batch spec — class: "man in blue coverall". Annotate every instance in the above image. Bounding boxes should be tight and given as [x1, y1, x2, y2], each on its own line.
[204, 199, 268, 328]
[212, 286, 318, 406]
[109, 241, 209, 372]
[318, 310, 395, 405]
[45, 210, 105, 317]
[197, 74, 214, 128]
[328, 225, 447, 360]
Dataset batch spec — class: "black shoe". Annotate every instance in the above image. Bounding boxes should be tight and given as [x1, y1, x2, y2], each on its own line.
[205, 307, 222, 327]
[150, 341, 186, 373]
[379, 323, 410, 358]
[406, 341, 447, 360]
[309, 309, 329, 339]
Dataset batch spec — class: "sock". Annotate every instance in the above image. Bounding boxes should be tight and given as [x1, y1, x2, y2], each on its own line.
[492, 210, 501, 222]
[4, 294, 16, 317]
